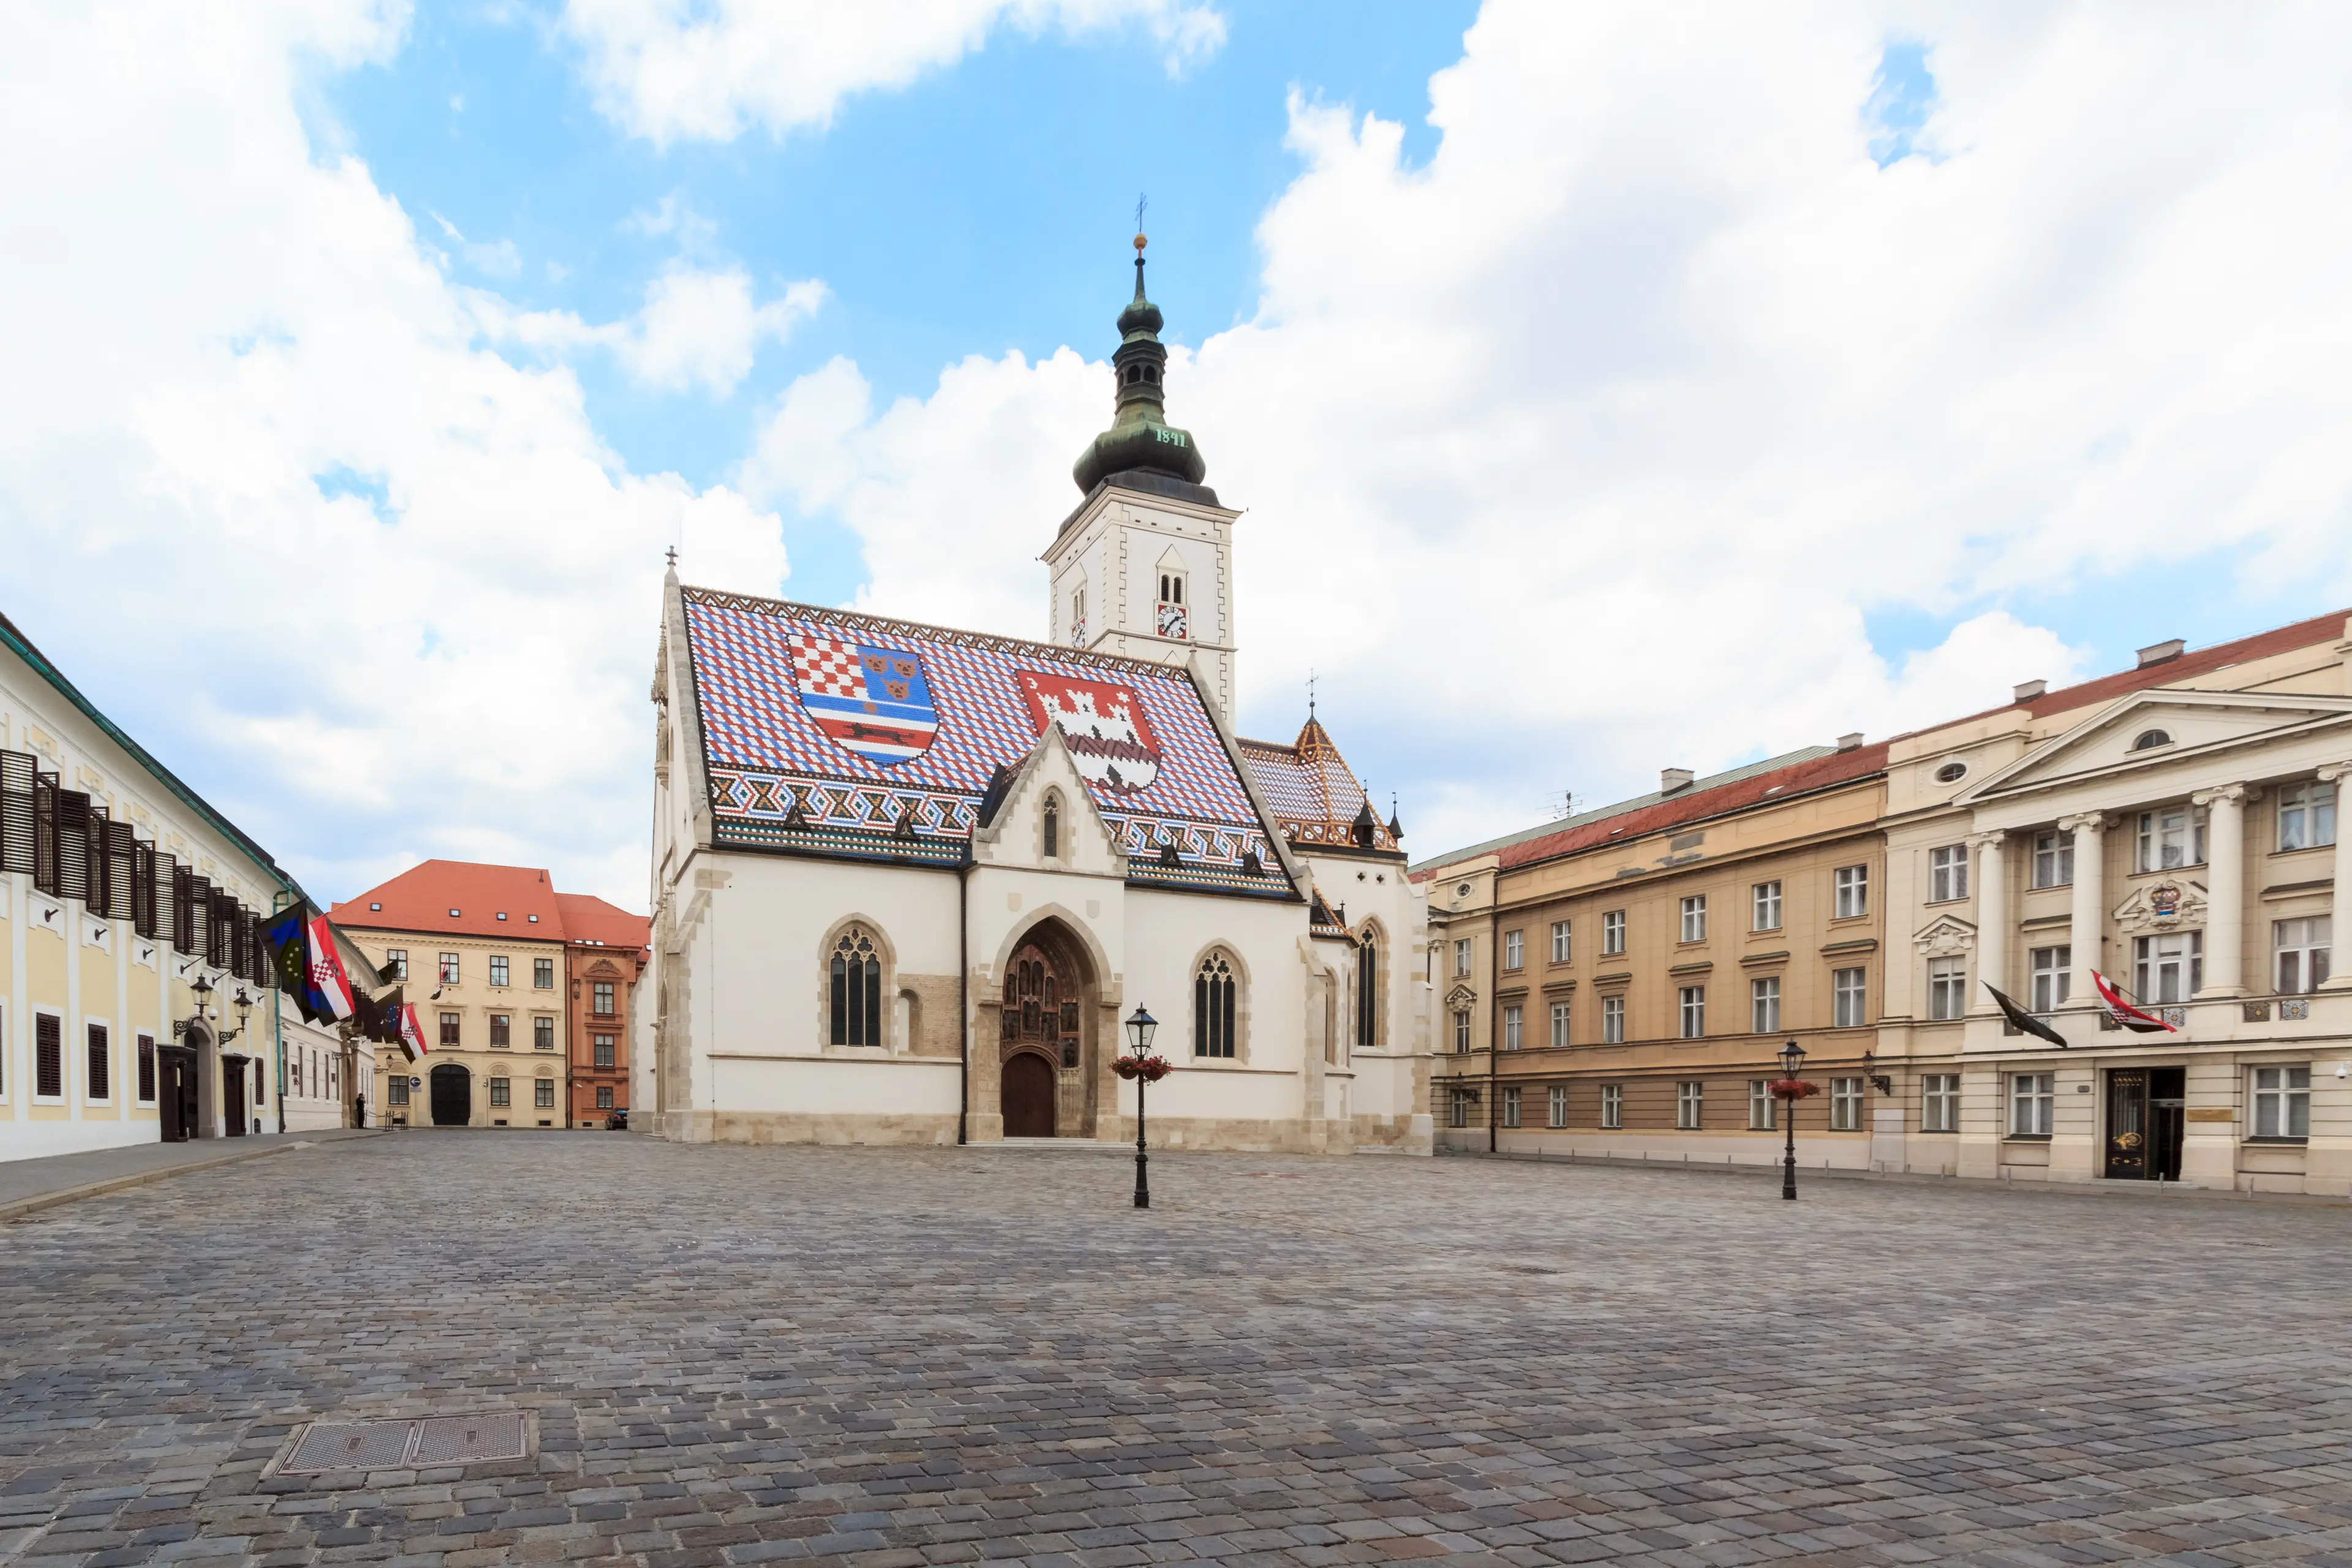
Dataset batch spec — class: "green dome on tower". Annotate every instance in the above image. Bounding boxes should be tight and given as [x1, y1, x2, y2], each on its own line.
[1072, 235, 1210, 495]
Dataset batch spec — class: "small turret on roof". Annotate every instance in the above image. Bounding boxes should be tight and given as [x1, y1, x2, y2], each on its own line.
[1235, 713, 1401, 856]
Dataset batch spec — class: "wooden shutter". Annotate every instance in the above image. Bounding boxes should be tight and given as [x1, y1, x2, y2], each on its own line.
[33, 774, 58, 895]
[35, 1014, 61, 1098]
[0, 750, 34, 876]
[159, 855, 181, 951]
[187, 875, 210, 962]
[107, 820, 136, 922]
[83, 802, 109, 914]
[133, 841, 156, 937]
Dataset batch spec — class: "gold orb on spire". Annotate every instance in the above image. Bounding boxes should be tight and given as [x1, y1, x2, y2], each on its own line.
[1134, 232, 1147, 251]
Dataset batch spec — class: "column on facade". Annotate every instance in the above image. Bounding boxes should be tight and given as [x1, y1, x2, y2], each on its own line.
[2320, 763, 2352, 990]
[2060, 813, 2105, 1006]
[2192, 783, 2247, 998]
[1969, 829, 2008, 1011]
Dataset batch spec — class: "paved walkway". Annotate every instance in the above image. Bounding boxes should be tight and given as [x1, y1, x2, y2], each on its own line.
[0, 1128, 376, 1218]
[7, 1135, 2352, 1565]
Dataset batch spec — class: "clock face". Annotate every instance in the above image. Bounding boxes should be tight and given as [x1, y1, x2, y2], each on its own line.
[1157, 600, 1189, 640]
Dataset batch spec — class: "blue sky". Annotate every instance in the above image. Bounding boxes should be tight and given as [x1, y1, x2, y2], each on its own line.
[4, 2, 2349, 906]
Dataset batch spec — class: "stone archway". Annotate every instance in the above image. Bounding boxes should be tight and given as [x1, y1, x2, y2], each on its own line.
[982, 915, 1106, 1140]
[430, 1062, 473, 1126]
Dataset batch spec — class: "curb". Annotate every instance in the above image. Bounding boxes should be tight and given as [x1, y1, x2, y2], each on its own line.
[0, 1131, 385, 1224]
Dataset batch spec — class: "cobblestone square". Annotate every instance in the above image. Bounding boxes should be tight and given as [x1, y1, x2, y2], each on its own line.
[7, 1136, 2352, 1567]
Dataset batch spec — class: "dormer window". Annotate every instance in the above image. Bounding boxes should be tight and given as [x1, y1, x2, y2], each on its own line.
[2130, 728, 2174, 752]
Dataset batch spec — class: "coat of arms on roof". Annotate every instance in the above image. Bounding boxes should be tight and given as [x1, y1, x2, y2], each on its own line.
[788, 633, 939, 766]
[1016, 670, 1162, 794]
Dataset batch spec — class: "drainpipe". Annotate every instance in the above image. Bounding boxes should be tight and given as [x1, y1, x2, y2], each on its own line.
[1487, 907, 1499, 1154]
[957, 849, 973, 1145]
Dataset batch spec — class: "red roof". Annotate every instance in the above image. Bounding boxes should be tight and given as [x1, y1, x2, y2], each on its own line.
[556, 892, 651, 953]
[1422, 743, 1890, 879]
[331, 859, 571, 941]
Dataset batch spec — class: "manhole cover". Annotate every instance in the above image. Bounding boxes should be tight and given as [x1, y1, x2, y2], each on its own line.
[276, 1413, 533, 1474]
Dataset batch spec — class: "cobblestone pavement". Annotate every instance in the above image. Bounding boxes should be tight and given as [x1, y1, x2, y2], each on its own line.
[8, 1136, 2352, 1567]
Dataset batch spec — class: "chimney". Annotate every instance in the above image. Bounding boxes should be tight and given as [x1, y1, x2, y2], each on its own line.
[2013, 679, 2047, 703]
[1660, 767, 1694, 794]
[2136, 638, 2185, 668]
[1836, 733, 1863, 752]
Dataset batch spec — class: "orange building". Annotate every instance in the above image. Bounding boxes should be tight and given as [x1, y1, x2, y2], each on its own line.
[556, 893, 649, 1128]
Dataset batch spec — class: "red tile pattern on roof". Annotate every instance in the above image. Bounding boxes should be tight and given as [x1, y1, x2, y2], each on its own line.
[1235, 718, 1398, 853]
[1457, 743, 1890, 876]
[555, 892, 652, 952]
[331, 859, 647, 943]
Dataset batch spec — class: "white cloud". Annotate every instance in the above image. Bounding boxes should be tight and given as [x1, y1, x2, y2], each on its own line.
[560, 0, 1226, 145]
[0, 1, 787, 907]
[482, 263, 828, 397]
[431, 212, 524, 277]
[747, 1, 2352, 854]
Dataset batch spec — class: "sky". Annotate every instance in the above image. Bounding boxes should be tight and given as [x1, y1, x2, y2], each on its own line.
[4, 2, 2351, 911]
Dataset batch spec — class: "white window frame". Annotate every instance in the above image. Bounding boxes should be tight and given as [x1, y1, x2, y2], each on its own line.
[1747, 1079, 1776, 1131]
[2029, 945, 2072, 1014]
[1453, 1009, 1472, 1053]
[1675, 1079, 1703, 1129]
[2277, 781, 2337, 853]
[1833, 967, 1866, 1029]
[2030, 831, 2073, 889]
[439, 951, 461, 986]
[1922, 1072, 1959, 1134]
[1502, 1005, 1523, 1050]
[1752, 880, 1782, 932]
[2252, 1065, 2311, 1139]
[489, 955, 510, 988]
[1750, 975, 1781, 1034]
[1600, 1083, 1623, 1129]
[1834, 864, 1869, 919]
[1600, 994, 1626, 1044]
[1829, 1076, 1863, 1132]
[1548, 1084, 1567, 1128]
[2275, 916, 2332, 995]
[1678, 985, 1705, 1039]
[1548, 1000, 1570, 1050]
[1601, 910, 1626, 956]
[2133, 930, 2203, 1005]
[2009, 1071, 2054, 1137]
[1928, 845, 1968, 905]
[1550, 920, 1571, 963]
[2135, 804, 2206, 873]
[1504, 930, 1524, 970]
[1927, 957, 1966, 1021]
[1501, 1086, 1521, 1128]
[32, 1008, 65, 1104]
[83, 1017, 113, 1106]
[1679, 895, 1707, 943]
[1454, 938, 1473, 978]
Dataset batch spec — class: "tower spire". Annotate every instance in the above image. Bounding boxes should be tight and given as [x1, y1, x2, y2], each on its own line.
[1071, 223, 1209, 495]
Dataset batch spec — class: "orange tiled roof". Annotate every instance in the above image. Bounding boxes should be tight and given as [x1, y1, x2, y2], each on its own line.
[555, 892, 652, 952]
[331, 859, 571, 941]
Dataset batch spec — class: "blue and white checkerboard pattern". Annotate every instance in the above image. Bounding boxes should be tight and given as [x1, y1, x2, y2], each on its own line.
[684, 591, 1288, 892]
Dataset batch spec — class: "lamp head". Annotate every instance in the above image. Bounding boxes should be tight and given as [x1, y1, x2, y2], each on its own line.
[190, 973, 214, 1001]
[1779, 1038, 1806, 1077]
[1125, 1005, 1158, 1055]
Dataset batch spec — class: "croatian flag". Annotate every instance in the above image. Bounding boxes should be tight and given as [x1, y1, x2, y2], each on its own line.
[306, 914, 356, 1022]
[788, 633, 940, 766]
[2092, 969, 2176, 1033]
[397, 1002, 429, 1062]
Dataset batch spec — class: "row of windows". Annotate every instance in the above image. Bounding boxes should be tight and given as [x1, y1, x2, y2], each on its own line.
[483, 1077, 559, 1109]
[385, 950, 557, 989]
[1461, 1076, 1872, 1131]
[1485, 871, 1872, 974]
[1924, 785, 2339, 906]
[2005, 1067, 2311, 1139]
[289, 1046, 341, 1100]
[1464, 968, 1871, 1052]
[438, 1013, 560, 1049]
[1926, 919, 2332, 1021]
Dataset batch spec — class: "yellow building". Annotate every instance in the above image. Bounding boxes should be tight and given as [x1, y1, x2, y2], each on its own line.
[0, 609, 327, 1156]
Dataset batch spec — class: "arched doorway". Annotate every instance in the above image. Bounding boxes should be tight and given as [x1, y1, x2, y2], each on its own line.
[991, 919, 1101, 1139]
[1001, 1052, 1057, 1137]
[430, 1063, 472, 1126]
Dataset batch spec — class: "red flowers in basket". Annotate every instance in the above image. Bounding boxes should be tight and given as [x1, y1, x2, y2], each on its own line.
[1114, 1054, 1173, 1082]
[1768, 1078, 1819, 1100]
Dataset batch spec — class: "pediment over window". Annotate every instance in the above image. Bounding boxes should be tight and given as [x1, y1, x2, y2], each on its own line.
[588, 959, 622, 976]
[2113, 878, 2207, 936]
[1962, 690, 2352, 804]
[1911, 914, 1977, 959]
[1444, 982, 1478, 1010]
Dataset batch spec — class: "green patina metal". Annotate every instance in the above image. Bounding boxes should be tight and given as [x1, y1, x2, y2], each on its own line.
[1071, 243, 1210, 494]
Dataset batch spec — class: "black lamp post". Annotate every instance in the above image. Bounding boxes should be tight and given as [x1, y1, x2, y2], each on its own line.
[1779, 1038, 1806, 1200]
[1125, 1005, 1157, 1209]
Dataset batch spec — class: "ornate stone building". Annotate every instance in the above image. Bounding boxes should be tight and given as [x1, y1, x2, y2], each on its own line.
[639, 242, 1431, 1153]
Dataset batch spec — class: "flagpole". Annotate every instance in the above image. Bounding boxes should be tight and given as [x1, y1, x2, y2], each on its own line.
[271, 889, 291, 1136]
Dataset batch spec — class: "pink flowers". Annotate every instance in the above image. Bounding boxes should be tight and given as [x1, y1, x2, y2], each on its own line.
[1115, 1055, 1173, 1082]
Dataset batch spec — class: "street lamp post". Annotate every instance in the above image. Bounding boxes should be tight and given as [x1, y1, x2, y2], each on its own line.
[1121, 1005, 1160, 1209]
[1779, 1038, 1806, 1200]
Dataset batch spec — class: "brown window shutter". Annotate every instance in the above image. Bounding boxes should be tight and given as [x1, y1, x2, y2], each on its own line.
[107, 820, 135, 922]
[161, 857, 183, 951]
[35, 1014, 61, 1098]
[0, 750, 34, 876]
[133, 840, 156, 937]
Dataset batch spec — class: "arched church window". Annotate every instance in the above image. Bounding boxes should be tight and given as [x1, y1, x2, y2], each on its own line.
[1195, 952, 1237, 1058]
[829, 929, 883, 1047]
[1355, 932, 1379, 1049]
[1043, 794, 1061, 860]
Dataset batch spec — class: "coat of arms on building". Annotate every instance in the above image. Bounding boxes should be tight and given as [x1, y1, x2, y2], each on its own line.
[1016, 670, 1163, 793]
[788, 634, 940, 766]
[2113, 879, 2205, 934]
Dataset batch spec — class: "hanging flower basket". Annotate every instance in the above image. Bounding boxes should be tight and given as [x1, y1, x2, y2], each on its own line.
[1114, 1055, 1173, 1083]
[1768, 1078, 1818, 1101]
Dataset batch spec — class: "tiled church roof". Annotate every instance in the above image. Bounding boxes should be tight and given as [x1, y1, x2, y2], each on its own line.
[679, 587, 1294, 899]
[1235, 717, 1401, 855]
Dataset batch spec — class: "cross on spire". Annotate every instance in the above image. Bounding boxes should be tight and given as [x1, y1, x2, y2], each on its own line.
[1306, 668, 1317, 720]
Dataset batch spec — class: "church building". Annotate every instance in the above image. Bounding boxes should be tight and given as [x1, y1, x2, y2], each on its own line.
[639, 239, 1431, 1153]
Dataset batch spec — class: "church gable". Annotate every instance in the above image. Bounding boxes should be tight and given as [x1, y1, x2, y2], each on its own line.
[1964, 690, 2352, 802]
[679, 586, 1293, 899]
[971, 727, 1125, 878]
[1237, 717, 1401, 856]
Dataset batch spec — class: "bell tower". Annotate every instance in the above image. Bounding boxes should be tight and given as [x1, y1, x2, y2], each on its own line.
[1042, 231, 1240, 723]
